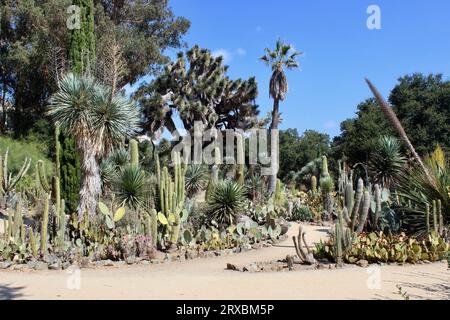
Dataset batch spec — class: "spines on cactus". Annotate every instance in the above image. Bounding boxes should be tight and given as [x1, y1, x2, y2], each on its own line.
[29, 228, 38, 258]
[310, 175, 317, 194]
[40, 193, 50, 256]
[356, 191, 371, 233]
[130, 139, 139, 167]
[373, 184, 381, 228]
[432, 200, 438, 233]
[37, 160, 51, 193]
[149, 209, 158, 246]
[350, 178, 364, 229]
[156, 152, 186, 247]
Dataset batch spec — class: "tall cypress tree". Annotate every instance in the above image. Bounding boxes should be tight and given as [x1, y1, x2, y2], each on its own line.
[60, 0, 95, 213]
[68, 0, 95, 74]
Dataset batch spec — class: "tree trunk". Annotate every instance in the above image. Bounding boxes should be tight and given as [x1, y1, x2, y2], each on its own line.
[77, 138, 101, 218]
[268, 99, 280, 193]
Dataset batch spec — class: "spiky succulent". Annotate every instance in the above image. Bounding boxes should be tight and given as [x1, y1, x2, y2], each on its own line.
[206, 180, 245, 226]
[185, 164, 209, 197]
[368, 136, 407, 188]
[113, 164, 147, 209]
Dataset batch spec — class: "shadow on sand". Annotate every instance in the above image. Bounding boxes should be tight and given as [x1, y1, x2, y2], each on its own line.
[0, 284, 25, 300]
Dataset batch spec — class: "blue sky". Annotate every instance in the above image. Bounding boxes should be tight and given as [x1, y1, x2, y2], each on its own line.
[149, 0, 450, 138]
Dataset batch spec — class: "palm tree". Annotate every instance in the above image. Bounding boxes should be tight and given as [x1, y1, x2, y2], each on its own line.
[47, 73, 140, 217]
[260, 39, 302, 192]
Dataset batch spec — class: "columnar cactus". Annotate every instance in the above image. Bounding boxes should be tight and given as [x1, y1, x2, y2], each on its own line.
[40, 193, 50, 255]
[13, 197, 23, 241]
[55, 124, 61, 178]
[350, 178, 364, 229]
[432, 200, 438, 233]
[310, 175, 317, 194]
[333, 209, 353, 267]
[425, 203, 430, 233]
[373, 184, 382, 228]
[37, 160, 51, 193]
[148, 209, 158, 246]
[130, 139, 139, 167]
[437, 199, 443, 235]
[0, 149, 31, 194]
[157, 152, 186, 246]
[356, 191, 371, 233]
[292, 225, 316, 265]
[57, 199, 66, 250]
[29, 228, 38, 258]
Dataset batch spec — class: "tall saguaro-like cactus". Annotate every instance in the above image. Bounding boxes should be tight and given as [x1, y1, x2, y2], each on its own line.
[156, 152, 186, 246]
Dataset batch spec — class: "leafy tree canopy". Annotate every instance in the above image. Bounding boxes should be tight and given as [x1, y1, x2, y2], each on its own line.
[331, 73, 449, 165]
[0, 0, 190, 136]
[279, 129, 330, 181]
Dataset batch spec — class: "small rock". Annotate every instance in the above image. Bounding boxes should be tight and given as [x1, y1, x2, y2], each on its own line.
[62, 262, 71, 270]
[34, 261, 48, 271]
[104, 259, 114, 267]
[79, 257, 90, 268]
[269, 265, 278, 272]
[226, 263, 240, 271]
[140, 260, 150, 265]
[49, 262, 61, 270]
[356, 259, 369, 268]
[252, 243, 262, 250]
[153, 251, 166, 261]
[233, 247, 242, 254]
[27, 261, 37, 269]
[243, 263, 259, 273]
[11, 264, 27, 271]
[185, 250, 198, 260]
[126, 256, 137, 265]
[0, 261, 12, 269]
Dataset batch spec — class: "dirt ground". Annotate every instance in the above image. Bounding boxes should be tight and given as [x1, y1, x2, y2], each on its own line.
[0, 223, 449, 300]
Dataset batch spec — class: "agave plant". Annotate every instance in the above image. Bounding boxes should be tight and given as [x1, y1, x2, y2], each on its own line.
[398, 146, 449, 235]
[368, 136, 407, 188]
[113, 164, 147, 209]
[206, 180, 245, 226]
[100, 148, 130, 190]
[185, 164, 208, 197]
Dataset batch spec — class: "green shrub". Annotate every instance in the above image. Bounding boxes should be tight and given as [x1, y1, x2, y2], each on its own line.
[0, 136, 53, 193]
[291, 203, 313, 222]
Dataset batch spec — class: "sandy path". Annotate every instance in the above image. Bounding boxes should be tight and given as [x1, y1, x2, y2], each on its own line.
[0, 224, 449, 300]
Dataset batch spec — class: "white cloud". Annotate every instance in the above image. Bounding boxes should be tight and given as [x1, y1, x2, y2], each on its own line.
[236, 48, 247, 56]
[212, 49, 232, 63]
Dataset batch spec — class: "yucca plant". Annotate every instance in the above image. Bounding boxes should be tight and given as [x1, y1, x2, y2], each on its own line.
[113, 164, 147, 210]
[185, 164, 209, 198]
[206, 180, 245, 226]
[47, 73, 140, 217]
[398, 146, 449, 236]
[368, 136, 407, 188]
